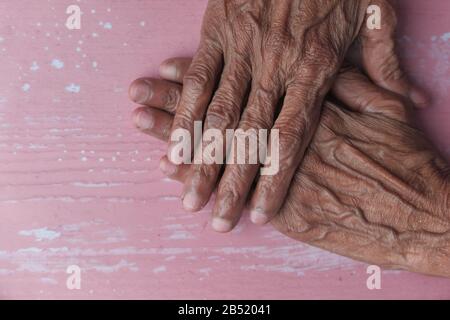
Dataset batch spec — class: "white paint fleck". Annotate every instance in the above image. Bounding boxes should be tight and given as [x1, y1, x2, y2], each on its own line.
[94, 259, 138, 273]
[72, 182, 122, 188]
[30, 61, 39, 71]
[164, 256, 176, 261]
[65, 83, 81, 93]
[92, 61, 98, 68]
[17, 247, 43, 253]
[19, 227, 61, 241]
[168, 230, 195, 240]
[22, 83, 31, 92]
[92, 32, 99, 38]
[153, 265, 167, 274]
[0, 36, 4, 43]
[441, 32, 450, 42]
[140, 21, 146, 27]
[40, 277, 58, 285]
[103, 22, 112, 30]
[198, 268, 212, 276]
[51, 59, 64, 69]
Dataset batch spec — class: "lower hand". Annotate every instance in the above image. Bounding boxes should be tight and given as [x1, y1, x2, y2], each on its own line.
[129, 58, 449, 277]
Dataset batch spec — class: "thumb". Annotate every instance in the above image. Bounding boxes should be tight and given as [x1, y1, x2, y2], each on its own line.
[360, 0, 428, 108]
[332, 65, 412, 123]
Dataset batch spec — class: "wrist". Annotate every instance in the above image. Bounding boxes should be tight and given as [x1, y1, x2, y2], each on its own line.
[409, 170, 450, 277]
[429, 156, 450, 218]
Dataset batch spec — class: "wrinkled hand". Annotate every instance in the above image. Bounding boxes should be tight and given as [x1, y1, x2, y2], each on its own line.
[130, 58, 449, 277]
[130, 0, 427, 232]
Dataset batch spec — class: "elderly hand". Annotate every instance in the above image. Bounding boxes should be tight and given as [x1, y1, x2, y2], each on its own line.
[130, 0, 427, 232]
[130, 58, 449, 277]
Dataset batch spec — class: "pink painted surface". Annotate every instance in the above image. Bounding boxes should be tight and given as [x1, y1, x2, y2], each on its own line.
[0, 0, 449, 300]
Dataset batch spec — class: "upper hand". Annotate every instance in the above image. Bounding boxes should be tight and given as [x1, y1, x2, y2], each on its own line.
[139, 0, 427, 232]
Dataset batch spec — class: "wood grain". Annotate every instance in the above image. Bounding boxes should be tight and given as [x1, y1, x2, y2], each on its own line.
[0, 0, 449, 299]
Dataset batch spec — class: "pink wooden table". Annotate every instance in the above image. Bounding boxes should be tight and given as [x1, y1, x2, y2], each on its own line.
[0, 0, 449, 299]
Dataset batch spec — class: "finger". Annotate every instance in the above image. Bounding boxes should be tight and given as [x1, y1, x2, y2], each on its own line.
[211, 79, 282, 232]
[132, 106, 173, 141]
[159, 57, 193, 84]
[167, 45, 223, 164]
[360, 0, 428, 108]
[129, 78, 182, 113]
[332, 66, 410, 121]
[132, 107, 190, 180]
[160, 156, 190, 182]
[132, 106, 190, 181]
[181, 60, 251, 212]
[248, 82, 322, 225]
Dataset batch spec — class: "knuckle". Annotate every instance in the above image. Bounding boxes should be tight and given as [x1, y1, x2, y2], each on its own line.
[206, 87, 243, 129]
[264, 27, 289, 55]
[206, 103, 239, 129]
[174, 111, 194, 130]
[239, 113, 271, 131]
[305, 45, 339, 71]
[379, 53, 404, 82]
[249, 85, 279, 115]
[164, 87, 181, 112]
[278, 132, 302, 169]
[192, 163, 218, 183]
[383, 96, 409, 120]
[183, 59, 217, 93]
[183, 72, 210, 93]
[217, 181, 245, 215]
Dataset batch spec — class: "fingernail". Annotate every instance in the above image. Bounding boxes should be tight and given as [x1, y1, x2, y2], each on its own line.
[134, 110, 154, 130]
[250, 209, 270, 225]
[130, 80, 152, 104]
[211, 217, 233, 233]
[159, 63, 178, 81]
[409, 87, 429, 108]
[159, 158, 177, 175]
[183, 191, 201, 212]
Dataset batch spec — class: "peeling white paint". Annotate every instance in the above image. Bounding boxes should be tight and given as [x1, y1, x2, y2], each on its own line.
[19, 227, 61, 241]
[21, 83, 30, 92]
[51, 59, 64, 69]
[65, 83, 81, 93]
[153, 265, 166, 274]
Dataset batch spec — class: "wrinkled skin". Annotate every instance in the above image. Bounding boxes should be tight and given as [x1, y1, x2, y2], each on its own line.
[130, 0, 428, 232]
[129, 58, 449, 278]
